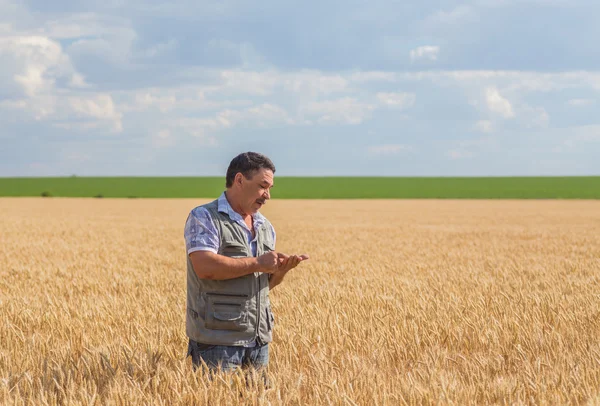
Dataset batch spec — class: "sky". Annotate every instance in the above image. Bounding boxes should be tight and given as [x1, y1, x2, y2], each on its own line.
[1, 0, 599, 177]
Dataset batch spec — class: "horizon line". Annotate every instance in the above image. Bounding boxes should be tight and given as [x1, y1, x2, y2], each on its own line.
[1, 175, 600, 179]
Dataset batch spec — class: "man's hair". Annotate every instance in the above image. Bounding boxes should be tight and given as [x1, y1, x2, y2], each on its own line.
[226, 152, 276, 188]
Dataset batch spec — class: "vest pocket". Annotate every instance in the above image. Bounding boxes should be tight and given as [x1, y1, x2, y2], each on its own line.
[221, 240, 249, 258]
[205, 292, 249, 331]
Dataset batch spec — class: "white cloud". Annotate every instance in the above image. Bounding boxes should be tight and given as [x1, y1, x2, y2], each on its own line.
[282, 72, 348, 96]
[66, 21, 137, 68]
[214, 103, 294, 128]
[409, 46, 440, 62]
[368, 144, 413, 156]
[220, 70, 279, 96]
[38, 13, 130, 39]
[0, 35, 76, 96]
[69, 73, 89, 88]
[474, 120, 493, 133]
[485, 87, 515, 118]
[567, 98, 595, 107]
[220, 69, 348, 97]
[69, 94, 119, 120]
[0, 32, 100, 123]
[68, 94, 123, 132]
[376, 92, 416, 109]
[119, 87, 253, 114]
[1, 95, 57, 120]
[19, 13, 169, 66]
[1, 88, 120, 133]
[301, 98, 376, 125]
[133, 92, 178, 113]
[170, 103, 293, 138]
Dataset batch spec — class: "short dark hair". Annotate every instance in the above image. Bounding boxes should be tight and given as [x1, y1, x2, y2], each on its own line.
[226, 152, 276, 188]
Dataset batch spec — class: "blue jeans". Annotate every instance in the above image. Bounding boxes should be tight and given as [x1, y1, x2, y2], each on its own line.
[187, 339, 269, 373]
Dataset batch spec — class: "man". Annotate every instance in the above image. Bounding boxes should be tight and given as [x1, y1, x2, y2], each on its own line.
[184, 152, 309, 374]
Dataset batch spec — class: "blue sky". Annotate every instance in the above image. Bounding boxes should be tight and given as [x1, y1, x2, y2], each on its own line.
[1, 0, 599, 176]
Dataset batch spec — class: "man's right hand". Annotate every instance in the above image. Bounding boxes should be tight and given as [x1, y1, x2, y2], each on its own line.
[257, 251, 281, 273]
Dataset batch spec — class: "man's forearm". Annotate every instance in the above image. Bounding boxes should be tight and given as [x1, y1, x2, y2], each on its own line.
[190, 251, 263, 280]
[269, 270, 288, 290]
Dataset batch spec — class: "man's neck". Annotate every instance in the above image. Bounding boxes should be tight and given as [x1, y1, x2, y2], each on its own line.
[224, 190, 252, 221]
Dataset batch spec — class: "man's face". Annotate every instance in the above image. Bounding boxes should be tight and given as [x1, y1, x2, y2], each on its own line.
[240, 168, 274, 214]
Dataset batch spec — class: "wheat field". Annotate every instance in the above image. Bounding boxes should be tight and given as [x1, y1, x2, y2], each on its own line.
[1, 198, 599, 405]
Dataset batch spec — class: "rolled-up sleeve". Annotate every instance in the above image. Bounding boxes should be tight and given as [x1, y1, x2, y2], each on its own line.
[184, 208, 220, 255]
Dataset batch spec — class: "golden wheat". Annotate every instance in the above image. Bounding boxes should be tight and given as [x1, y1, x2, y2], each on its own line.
[1, 198, 599, 405]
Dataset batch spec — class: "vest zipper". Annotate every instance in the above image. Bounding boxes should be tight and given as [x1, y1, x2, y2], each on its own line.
[255, 267, 262, 345]
[255, 232, 262, 345]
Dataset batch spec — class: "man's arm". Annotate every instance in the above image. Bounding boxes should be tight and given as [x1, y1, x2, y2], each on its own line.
[190, 251, 280, 280]
[268, 270, 288, 290]
[185, 207, 282, 280]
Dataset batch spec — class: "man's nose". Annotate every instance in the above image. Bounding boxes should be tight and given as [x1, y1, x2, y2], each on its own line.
[264, 189, 271, 199]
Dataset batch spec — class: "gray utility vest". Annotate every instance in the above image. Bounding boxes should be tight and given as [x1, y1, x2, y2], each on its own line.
[186, 199, 275, 346]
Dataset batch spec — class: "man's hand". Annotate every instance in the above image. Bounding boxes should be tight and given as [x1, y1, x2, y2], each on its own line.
[257, 251, 282, 274]
[277, 253, 309, 273]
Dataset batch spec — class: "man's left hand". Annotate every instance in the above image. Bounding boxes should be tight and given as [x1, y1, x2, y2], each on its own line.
[277, 253, 309, 273]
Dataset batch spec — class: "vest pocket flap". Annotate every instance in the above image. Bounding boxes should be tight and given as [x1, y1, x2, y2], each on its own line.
[205, 292, 250, 331]
[262, 240, 275, 252]
[223, 239, 246, 248]
[213, 311, 243, 321]
[221, 239, 249, 257]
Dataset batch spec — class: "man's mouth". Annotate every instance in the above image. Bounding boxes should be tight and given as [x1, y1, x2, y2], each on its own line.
[256, 200, 265, 206]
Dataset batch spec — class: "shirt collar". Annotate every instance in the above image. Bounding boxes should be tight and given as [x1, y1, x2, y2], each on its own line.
[217, 191, 266, 230]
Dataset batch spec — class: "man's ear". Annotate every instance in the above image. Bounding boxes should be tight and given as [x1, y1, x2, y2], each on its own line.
[234, 172, 244, 187]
